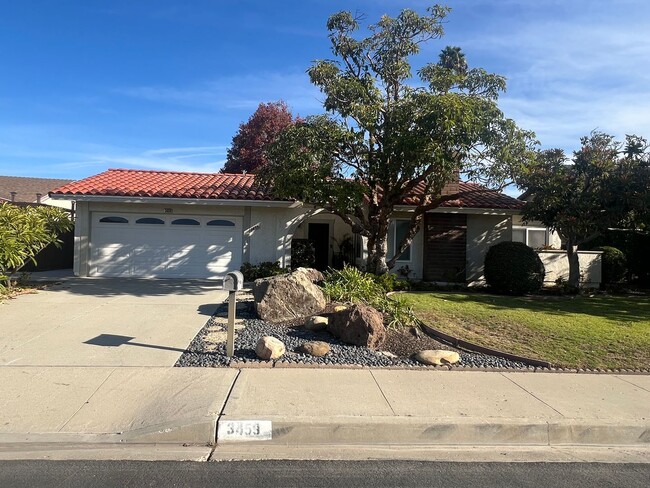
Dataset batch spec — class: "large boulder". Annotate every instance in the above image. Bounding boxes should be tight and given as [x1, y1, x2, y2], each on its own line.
[294, 267, 325, 283]
[253, 268, 327, 322]
[327, 304, 386, 350]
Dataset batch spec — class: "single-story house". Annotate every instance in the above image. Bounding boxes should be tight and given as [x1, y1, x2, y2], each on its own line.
[0, 175, 74, 210]
[49, 168, 600, 285]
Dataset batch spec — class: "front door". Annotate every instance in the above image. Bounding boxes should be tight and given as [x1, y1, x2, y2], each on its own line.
[308, 223, 330, 271]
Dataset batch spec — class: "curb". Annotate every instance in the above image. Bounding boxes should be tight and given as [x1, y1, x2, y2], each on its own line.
[217, 416, 650, 448]
[0, 417, 217, 446]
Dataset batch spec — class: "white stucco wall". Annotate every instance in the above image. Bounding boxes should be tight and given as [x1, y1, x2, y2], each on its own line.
[537, 250, 602, 288]
[248, 206, 315, 267]
[42, 196, 74, 211]
[466, 214, 511, 283]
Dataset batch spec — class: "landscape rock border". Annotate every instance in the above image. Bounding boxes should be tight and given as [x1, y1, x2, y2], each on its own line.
[174, 295, 650, 374]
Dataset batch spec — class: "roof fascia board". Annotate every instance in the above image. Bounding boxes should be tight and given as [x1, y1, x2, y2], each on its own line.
[48, 193, 302, 208]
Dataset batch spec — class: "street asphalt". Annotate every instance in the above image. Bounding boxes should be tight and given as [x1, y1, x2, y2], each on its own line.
[0, 460, 648, 488]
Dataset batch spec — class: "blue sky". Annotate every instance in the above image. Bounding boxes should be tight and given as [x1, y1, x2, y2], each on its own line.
[1, 0, 649, 181]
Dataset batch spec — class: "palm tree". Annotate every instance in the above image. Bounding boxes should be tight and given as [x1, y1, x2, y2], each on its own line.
[439, 46, 467, 74]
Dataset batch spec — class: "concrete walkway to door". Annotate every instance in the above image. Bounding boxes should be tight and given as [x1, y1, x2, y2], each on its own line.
[0, 273, 227, 367]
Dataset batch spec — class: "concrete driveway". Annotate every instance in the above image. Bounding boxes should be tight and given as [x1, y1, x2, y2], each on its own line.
[0, 277, 227, 366]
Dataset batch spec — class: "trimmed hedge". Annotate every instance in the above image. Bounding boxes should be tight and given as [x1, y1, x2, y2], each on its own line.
[484, 241, 545, 295]
[596, 246, 627, 285]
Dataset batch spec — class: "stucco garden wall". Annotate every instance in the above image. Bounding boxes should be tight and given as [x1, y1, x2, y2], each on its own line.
[537, 250, 602, 288]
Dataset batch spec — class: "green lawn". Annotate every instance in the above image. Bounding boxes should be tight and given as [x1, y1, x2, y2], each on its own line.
[402, 292, 650, 370]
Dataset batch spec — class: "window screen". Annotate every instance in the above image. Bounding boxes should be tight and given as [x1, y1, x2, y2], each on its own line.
[394, 220, 411, 261]
[528, 229, 547, 249]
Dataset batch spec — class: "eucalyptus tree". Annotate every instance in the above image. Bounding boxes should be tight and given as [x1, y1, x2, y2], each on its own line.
[258, 5, 537, 274]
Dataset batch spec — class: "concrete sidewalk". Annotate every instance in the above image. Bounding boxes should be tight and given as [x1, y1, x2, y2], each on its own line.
[0, 367, 648, 459]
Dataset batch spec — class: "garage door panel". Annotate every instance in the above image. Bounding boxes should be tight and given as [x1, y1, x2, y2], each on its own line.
[90, 213, 243, 279]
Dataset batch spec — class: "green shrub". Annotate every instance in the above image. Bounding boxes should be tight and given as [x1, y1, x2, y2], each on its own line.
[372, 272, 412, 292]
[240, 261, 285, 282]
[322, 264, 417, 328]
[596, 246, 627, 285]
[484, 241, 545, 295]
[290, 239, 316, 269]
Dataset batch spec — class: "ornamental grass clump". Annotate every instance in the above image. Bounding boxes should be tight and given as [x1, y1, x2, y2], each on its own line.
[322, 265, 417, 328]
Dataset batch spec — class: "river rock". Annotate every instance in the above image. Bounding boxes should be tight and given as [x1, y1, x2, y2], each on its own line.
[255, 336, 286, 360]
[304, 315, 328, 332]
[297, 341, 331, 357]
[413, 350, 460, 366]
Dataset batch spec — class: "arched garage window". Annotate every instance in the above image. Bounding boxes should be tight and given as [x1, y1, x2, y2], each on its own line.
[136, 217, 164, 225]
[99, 216, 128, 224]
[207, 219, 235, 227]
[172, 218, 200, 226]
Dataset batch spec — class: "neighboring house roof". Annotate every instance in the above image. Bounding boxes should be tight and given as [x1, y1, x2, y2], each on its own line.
[403, 181, 524, 210]
[51, 168, 523, 210]
[0, 175, 73, 203]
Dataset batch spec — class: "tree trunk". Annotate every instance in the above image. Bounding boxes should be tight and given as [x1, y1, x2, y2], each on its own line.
[366, 232, 390, 275]
[566, 240, 581, 293]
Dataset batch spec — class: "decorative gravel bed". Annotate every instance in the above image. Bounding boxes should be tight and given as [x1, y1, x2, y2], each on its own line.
[175, 300, 531, 369]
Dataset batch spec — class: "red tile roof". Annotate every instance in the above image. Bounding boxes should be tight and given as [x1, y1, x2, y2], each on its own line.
[51, 169, 523, 210]
[50, 169, 283, 201]
[403, 181, 524, 210]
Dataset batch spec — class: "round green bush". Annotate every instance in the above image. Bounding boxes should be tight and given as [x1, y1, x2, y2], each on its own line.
[484, 241, 545, 295]
[596, 246, 627, 284]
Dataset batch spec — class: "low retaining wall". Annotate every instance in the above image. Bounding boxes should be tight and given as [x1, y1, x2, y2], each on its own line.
[537, 250, 602, 288]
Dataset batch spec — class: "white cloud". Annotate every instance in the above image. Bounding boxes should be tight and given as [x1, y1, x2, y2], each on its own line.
[116, 71, 323, 114]
[454, 2, 650, 151]
[0, 125, 229, 177]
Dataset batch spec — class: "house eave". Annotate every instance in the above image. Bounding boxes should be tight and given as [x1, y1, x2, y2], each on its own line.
[394, 205, 521, 215]
[48, 193, 303, 208]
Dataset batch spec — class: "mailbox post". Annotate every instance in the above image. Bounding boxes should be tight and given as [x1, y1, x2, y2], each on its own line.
[223, 271, 244, 357]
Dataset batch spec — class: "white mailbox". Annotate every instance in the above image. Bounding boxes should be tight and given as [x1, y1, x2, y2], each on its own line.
[224, 270, 244, 292]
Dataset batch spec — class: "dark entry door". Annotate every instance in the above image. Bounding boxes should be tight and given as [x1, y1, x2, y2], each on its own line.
[308, 223, 330, 271]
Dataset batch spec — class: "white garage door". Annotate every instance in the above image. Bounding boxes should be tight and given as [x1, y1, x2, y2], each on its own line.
[90, 213, 243, 279]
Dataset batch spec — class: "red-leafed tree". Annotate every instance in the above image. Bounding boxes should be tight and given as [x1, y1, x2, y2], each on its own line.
[221, 100, 297, 174]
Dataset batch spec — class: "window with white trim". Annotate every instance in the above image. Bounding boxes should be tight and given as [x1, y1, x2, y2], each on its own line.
[512, 226, 548, 249]
[391, 220, 412, 261]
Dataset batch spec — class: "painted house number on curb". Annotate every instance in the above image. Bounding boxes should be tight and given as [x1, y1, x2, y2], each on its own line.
[218, 420, 272, 441]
